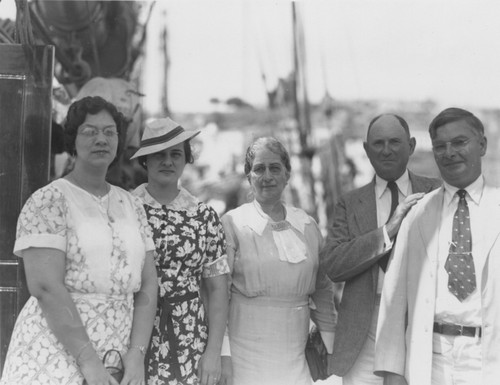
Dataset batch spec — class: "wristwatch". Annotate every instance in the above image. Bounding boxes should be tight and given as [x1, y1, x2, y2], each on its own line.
[129, 345, 147, 355]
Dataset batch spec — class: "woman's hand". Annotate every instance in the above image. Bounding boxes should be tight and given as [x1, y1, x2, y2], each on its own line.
[197, 349, 221, 385]
[120, 348, 146, 385]
[219, 356, 233, 385]
[124, 252, 157, 384]
[79, 354, 120, 385]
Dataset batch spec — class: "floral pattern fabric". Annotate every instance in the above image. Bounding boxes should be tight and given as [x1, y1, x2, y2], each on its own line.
[132, 184, 229, 385]
[0, 179, 153, 385]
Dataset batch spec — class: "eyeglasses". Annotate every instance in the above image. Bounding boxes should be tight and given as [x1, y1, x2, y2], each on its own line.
[251, 164, 285, 176]
[432, 138, 471, 155]
[78, 126, 118, 138]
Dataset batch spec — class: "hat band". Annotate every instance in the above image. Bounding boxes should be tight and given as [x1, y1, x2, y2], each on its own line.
[140, 125, 185, 147]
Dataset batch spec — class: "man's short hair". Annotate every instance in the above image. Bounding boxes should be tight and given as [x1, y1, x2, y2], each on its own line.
[428, 107, 484, 139]
[367, 113, 410, 139]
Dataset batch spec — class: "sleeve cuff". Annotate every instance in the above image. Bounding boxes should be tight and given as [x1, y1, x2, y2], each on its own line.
[320, 331, 335, 354]
[382, 225, 393, 251]
[221, 334, 231, 356]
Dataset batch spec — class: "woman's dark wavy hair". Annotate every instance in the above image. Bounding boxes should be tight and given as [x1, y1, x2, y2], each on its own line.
[64, 96, 128, 162]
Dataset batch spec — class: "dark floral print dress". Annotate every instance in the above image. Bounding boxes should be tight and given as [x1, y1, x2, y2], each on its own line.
[133, 184, 229, 385]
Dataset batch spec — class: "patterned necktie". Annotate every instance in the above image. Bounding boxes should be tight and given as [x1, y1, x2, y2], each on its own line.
[445, 189, 476, 301]
[379, 181, 399, 272]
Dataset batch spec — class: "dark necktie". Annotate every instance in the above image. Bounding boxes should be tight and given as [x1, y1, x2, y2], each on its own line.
[387, 181, 399, 220]
[445, 189, 476, 301]
[379, 181, 399, 272]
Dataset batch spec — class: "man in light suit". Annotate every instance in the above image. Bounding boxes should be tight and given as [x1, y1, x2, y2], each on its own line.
[375, 107, 500, 385]
[321, 114, 441, 384]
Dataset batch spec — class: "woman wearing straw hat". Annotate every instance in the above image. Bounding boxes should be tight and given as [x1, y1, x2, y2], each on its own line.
[131, 118, 230, 385]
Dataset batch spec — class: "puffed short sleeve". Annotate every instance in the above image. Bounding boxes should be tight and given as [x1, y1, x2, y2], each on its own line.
[202, 206, 230, 278]
[132, 195, 155, 253]
[14, 185, 68, 257]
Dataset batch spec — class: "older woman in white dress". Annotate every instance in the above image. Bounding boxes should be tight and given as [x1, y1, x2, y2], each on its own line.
[221, 137, 336, 385]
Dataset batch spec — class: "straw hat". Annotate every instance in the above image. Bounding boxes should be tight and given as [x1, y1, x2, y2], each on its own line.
[130, 117, 200, 159]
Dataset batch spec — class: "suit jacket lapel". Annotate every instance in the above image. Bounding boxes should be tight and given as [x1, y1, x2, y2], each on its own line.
[417, 187, 444, 265]
[357, 172, 436, 234]
[353, 180, 378, 235]
[352, 180, 379, 291]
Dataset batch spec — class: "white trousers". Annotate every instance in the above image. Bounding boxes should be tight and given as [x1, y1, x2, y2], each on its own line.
[343, 303, 383, 385]
[431, 332, 482, 385]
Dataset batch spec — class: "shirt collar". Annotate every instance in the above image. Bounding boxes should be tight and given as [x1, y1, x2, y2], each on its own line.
[132, 183, 199, 211]
[243, 200, 311, 236]
[375, 169, 410, 199]
[443, 174, 484, 207]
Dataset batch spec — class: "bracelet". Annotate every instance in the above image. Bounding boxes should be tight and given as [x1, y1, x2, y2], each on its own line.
[75, 340, 92, 365]
[129, 345, 147, 355]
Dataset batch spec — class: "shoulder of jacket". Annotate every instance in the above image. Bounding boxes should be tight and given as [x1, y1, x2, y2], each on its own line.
[340, 182, 373, 202]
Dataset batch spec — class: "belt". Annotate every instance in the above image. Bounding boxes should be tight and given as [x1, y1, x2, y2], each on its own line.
[230, 290, 309, 308]
[157, 292, 199, 378]
[433, 322, 481, 338]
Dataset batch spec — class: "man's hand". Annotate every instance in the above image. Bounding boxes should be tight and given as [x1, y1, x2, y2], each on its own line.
[384, 372, 408, 385]
[386, 192, 425, 238]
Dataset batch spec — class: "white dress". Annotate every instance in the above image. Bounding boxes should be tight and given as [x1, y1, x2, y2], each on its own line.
[0, 179, 154, 385]
[221, 201, 336, 385]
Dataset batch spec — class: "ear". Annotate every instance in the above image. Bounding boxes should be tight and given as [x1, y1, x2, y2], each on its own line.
[479, 135, 487, 156]
[409, 137, 416, 155]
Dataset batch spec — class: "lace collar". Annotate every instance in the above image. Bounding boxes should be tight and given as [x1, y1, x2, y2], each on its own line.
[239, 200, 311, 236]
[132, 183, 199, 211]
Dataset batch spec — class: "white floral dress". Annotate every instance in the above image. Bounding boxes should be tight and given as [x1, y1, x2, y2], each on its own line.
[0, 179, 154, 385]
[132, 184, 229, 385]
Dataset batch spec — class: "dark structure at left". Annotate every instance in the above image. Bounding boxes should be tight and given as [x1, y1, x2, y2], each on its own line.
[0, 43, 54, 373]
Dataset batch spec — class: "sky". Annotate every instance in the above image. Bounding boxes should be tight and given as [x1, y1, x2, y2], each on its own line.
[145, 0, 500, 113]
[3, 1, 500, 113]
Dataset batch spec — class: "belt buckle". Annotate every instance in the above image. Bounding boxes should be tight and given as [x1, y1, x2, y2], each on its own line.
[457, 324, 464, 336]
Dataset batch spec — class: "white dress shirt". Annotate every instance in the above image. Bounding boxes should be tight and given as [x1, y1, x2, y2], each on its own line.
[375, 170, 412, 293]
[435, 176, 485, 327]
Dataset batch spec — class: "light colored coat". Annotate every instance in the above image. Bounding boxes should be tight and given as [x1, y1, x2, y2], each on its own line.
[375, 183, 500, 384]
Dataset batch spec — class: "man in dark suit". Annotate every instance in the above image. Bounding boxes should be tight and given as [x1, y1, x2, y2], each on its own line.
[321, 114, 441, 384]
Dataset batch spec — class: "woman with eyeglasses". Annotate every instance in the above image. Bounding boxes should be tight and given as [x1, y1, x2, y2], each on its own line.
[0, 96, 158, 385]
[220, 137, 336, 385]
